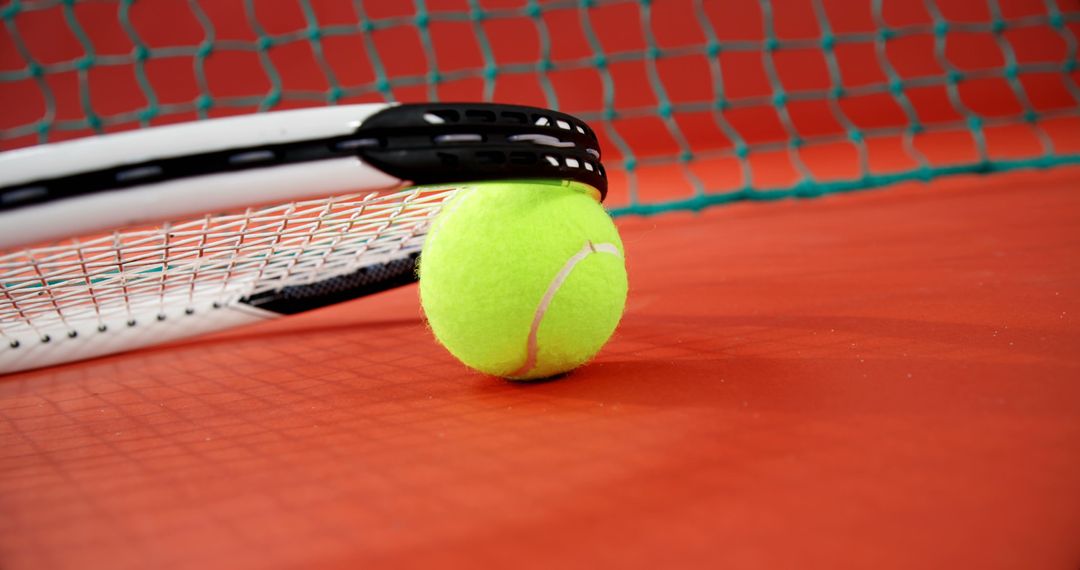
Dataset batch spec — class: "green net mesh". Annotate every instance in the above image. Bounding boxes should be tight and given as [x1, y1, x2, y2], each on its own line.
[2, 0, 1078, 216]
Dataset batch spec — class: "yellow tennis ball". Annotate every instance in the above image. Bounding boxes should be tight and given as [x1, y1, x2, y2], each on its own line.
[419, 179, 628, 380]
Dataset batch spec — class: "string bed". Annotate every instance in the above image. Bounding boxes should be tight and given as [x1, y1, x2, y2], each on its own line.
[0, 186, 458, 346]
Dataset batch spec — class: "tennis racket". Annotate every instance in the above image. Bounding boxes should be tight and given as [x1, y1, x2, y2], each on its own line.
[0, 102, 607, 374]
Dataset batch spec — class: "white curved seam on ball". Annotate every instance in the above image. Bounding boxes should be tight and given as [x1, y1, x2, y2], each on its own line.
[510, 240, 623, 378]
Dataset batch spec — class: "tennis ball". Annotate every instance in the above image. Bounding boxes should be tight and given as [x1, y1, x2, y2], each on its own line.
[419, 179, 627, 380]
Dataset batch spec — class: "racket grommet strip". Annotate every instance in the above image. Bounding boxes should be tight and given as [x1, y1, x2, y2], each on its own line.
[353, 103, 607, 200]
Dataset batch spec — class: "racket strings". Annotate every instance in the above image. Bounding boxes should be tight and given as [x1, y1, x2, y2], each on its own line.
[0, 187, 457, 343]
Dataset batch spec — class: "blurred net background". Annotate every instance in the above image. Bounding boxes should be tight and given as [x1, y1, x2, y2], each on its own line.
[1, 0, 1078, 215]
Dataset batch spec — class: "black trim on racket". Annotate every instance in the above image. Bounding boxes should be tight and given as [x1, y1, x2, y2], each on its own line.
[351, 103, 606, 195]
[0, 103, 606, 212]
[242, 253, 420, 315]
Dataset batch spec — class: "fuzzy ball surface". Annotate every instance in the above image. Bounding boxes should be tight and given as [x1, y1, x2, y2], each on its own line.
[419, 179, 628, 380]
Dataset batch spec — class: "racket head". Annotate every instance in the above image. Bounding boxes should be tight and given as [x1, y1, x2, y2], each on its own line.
[0, 103, 608, 374]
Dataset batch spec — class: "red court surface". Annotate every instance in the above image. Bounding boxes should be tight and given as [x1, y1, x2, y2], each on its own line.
[2, 165, 1079, 569]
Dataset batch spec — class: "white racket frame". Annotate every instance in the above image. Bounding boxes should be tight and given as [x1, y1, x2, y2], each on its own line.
[0, 104, 403, 250]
